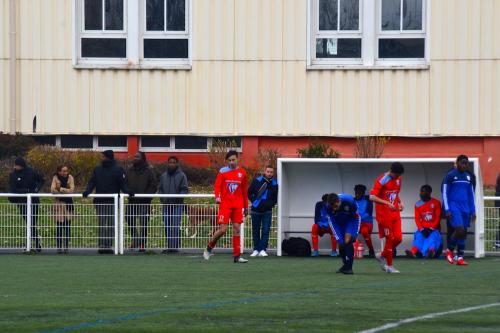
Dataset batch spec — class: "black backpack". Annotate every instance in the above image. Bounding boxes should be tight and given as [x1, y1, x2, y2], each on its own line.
[282, 237, 311, 257]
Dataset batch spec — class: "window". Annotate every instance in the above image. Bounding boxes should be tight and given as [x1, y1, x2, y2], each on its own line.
[309, 0, 427, 68]
[174, 136, 207, 150]
[97, 135, 128, 149]
[60, 135, 94, 149]
[140, 136, 172, 151]
[74, 0, 191, 69]
[210, 137, 242, 150]
[32, 136, 57, 146]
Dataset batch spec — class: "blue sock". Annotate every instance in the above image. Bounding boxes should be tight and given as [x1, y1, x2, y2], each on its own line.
[457, 239, 466, 256]
[344, 242, 354, 270]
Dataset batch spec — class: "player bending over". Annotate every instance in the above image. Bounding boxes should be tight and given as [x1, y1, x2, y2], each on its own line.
[203, 150, 249, 263]
[311, 194, 338, 257]
[370, 162, 405, 274]
[442, 155, 476, 265]
[353, 184, 375, 258]
[405, 185, 442, 259]
[326, 193, 361, 275]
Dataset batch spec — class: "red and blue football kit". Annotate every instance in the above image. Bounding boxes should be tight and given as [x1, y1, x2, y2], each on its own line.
[412, 198, 442, 257]
[370, 173, 403, 266]
[214, 166, 248, 225]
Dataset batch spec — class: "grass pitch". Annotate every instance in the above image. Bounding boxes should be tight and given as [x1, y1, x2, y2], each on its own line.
[0, 254, 499, 333]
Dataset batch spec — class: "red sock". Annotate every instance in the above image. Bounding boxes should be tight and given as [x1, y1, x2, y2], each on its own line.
[411, 246, 418, 254]
[364, 236, 374, 252]
[232, 236, 240, 257]
[208, 240, 216, 249]
[330, 235, 337, 251]
[384, 238, 394, 266]
[311, 224, 319, 250]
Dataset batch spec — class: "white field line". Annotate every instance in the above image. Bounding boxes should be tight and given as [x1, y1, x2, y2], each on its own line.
[358, 302, 500, 333]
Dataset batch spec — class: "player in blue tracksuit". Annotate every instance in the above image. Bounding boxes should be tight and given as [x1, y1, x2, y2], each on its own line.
[326, 193, 361, 274]
[442, 155, 476, 266]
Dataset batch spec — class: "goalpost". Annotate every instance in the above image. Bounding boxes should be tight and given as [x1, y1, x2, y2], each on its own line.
[277, 158, 485, 258]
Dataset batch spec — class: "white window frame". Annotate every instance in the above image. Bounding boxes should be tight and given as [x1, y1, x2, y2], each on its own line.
[73, 0, 192, 70]
[56, 136, 128, 152]
[307, 0, 429, 70]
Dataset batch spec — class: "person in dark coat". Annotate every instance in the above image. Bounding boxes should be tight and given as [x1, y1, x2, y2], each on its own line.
[247, 165, 278, 257]
[158, 156, 188, 253]
[83, 150, 133, 254]
[125, 152, 157, 251]
[8, 157, 44, 252]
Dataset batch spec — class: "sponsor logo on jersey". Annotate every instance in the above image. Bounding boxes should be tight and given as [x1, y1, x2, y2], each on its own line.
[424, 213, 433, 221]
[227, 182, 239, 193]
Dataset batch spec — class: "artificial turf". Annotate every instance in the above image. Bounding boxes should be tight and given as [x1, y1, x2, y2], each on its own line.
[0, 254, 499, 333]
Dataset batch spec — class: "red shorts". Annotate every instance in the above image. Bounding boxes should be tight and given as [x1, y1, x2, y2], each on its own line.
[217, 206, 244, 225]
[376, 216, 402, 240]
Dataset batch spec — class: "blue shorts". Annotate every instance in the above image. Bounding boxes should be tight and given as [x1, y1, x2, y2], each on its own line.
[449, 210, 471, 229]
[329, 216, 361, 245]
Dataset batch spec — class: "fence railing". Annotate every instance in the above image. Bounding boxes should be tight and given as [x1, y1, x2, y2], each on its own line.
[484, 196, 500, 254]
[0, 193, 278, 255]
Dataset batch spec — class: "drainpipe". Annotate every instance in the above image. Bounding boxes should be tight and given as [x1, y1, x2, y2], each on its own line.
[9, 0, 17, 134]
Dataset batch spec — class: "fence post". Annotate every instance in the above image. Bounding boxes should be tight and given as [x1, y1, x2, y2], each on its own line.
[240, 212, 245, 254]
[114, 194, 119, 255]
[26, 194, 31, 252]
[119, 195, 125, 255]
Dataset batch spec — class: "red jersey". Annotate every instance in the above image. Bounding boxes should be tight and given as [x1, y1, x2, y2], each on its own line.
[214, 166, 248, 209]
[414, 198, 441, 230]
[370, 172, 402, 220]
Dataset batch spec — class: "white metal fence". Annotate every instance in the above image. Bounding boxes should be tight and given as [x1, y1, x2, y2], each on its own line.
[0, 194, 278, 255]
[484, 196, 500, 254]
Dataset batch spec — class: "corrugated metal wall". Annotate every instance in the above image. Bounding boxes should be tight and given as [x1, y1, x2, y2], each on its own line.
[1, 0, 499, 136]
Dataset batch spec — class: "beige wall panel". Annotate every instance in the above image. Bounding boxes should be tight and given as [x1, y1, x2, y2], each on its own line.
[430, 61, 483, 135]
[193, 0, 234, 60]
[40, 0, 71, 59]
[0, 61, 8, 131]
[431, 0, 481, 60]
[18, 0, 40, 59]
[305, 69, 330, 135]
[0, 0, 8, 59]
[479, 60, 500, 135]
[282, 61, 307, 134]
[480, 0, 500, 59]
[283, 0, 306, 61]
[234, 0, 283, 60]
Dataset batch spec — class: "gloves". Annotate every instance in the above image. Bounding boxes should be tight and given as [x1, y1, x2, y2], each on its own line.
[82, 191, 90, 198]
[421, 228, 432, 238]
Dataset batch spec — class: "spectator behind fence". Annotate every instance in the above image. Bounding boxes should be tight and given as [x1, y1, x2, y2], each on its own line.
[50, 166, 75, 254]
[125, 152, 157, 252]
[405, 185, 442, 259]
[248, 165, 278, 258]
[83, 150, 134, 254]
[8, 157, 44, 253]
[495, 173, 500, 249]
[158, 156, 188, 253]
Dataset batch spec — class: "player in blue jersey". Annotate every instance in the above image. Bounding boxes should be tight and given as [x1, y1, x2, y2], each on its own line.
[354, 184, 375, 258]
[442, 155, 476, 265]
[326, 193, 361, 274]
[311, 194, 338, 257]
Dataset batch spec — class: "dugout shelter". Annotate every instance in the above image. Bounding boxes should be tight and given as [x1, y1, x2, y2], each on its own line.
[277, 158, 485, 258]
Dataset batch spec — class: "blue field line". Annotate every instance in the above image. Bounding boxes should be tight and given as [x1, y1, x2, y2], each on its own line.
[39, 266, 500, 333]
[39, 291, 319, 333]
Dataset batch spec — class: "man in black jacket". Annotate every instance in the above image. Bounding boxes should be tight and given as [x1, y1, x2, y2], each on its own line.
[9, 157, 44, 252]
[248, 165, 278, 257]
[83, 150, 133, 254]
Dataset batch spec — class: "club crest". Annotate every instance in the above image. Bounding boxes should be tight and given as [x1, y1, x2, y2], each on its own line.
[227, 183, 239, 193]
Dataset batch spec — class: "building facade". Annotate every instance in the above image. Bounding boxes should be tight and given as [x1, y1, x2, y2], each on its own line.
[1, 0, 499, 184]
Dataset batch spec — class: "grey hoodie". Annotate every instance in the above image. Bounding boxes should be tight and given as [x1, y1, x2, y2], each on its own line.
[158, 167, 189, 204]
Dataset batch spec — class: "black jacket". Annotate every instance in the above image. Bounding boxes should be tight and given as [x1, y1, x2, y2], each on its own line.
[9, 167, 44, 204]
[248, 176, 278, 213]
[126, 162, 157, 204]
[85, 160, 131, 203]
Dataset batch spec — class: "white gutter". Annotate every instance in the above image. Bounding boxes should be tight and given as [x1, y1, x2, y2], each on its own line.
[9, 0, 17, 134]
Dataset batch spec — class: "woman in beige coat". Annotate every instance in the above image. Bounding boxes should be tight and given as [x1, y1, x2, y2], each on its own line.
[51, 166, 75, 253]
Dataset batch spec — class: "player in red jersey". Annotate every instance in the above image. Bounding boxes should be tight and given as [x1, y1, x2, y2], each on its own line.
[203, 150, 249, 263]
[370, 162, 405, 274]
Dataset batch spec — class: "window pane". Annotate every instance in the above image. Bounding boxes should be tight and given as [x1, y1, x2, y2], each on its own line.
[81, 38, 127, 58]
[144, 39, 188, 58]
[175, 136, 207, 150]
[60, 136, 94, 149]
[339, 0, 359, 30]
[212, 137, 242, 148]
[316, 38, 362, 58]
[378, 38, 425, 58]
[146, 0, 165, 31]
[167, 0, 185, 31]
[32, 136, 56, 146]
[381, 0, 401, 31]
[98, 136, 127, 148]
[319, 0, 338, 31]
[105, 0, 123, 30]
[85, 0, 103, 30]
[141, 136, 171, 148]
[403, 0, 422, 30]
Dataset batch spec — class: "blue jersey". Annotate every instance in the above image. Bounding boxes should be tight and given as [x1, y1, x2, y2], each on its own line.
[328, 194, 358, 224]
[354, 195, 373, 223]
[314, 201, 330, 228]
[442, 169, 476, 215]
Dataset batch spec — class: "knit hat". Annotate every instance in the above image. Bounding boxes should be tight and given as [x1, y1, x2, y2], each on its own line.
[14, 157, 27, 168]
[102, 150, 114, 160]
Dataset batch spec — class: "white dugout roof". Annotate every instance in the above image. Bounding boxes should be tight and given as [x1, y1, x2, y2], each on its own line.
[277, 158, 484, 258]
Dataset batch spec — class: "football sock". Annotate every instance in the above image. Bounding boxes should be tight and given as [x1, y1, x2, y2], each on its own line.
[330, 235, 337, 251]
[338, 244, 346, 265]
[344, 242, 354, 270]
[457, 239, 466, 256]
[384, 237, 394, 266]
[232, 236, 240, 257]
[448, 237, 457, 251]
